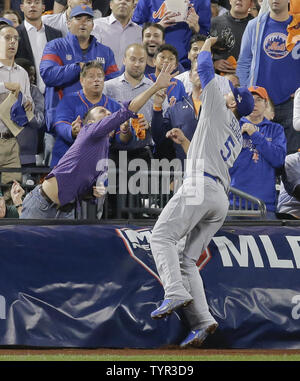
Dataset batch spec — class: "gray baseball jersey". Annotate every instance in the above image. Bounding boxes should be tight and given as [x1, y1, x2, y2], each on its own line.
[186, 77, 243, 191]
[277, 152, 300, 217]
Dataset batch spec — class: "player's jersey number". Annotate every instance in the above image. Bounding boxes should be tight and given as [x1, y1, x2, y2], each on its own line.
[220, 135, 235, 162]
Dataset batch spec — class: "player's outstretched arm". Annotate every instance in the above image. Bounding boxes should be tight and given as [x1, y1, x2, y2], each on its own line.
[128, 63, 174, 114]
[197, 37, 218, 90]
[200, 36, 218, 53]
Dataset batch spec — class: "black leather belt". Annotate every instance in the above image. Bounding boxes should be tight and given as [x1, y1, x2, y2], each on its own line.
[39, 185, 55, 205]
[38, 185, 75, 212]
[0, 131, 14, 139]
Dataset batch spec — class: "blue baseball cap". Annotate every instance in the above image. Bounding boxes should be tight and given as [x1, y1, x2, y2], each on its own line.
[69, 5, 94, 18]
[229, 81, 254, 117]
[0, 17, 14, 26]
[10, 92, 29, 127]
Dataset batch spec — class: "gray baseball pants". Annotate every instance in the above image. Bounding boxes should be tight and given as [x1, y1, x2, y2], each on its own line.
[150, 176, 229, 330]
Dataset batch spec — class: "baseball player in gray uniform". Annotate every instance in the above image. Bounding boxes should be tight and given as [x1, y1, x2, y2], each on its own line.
[150, 36, 254, 348]
[277, 152, 300, 219]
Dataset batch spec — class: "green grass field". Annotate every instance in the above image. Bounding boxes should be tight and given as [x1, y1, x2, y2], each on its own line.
[1, 353, 300, 361]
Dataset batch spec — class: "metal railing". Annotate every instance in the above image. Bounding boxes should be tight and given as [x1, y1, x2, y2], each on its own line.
[0, 167, 267, 220]
[228, 186, 267, 218]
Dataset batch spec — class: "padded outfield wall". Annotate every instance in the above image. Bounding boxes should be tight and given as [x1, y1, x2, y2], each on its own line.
[0, 220, 300, 349]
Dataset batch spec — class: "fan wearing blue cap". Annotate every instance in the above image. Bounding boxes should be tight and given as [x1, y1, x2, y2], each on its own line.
[40, 4, 119, 133]
[0, 18, 14, 27]
[149, 36, 254, 348]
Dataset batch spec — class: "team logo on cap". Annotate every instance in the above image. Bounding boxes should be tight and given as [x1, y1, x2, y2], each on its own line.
[263, 33, 289, 59]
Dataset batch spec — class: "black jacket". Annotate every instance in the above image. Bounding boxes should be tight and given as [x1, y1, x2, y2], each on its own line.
[16, 22, 62, 67]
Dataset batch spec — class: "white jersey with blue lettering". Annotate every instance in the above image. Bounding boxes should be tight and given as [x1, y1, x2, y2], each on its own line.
[186, 76, 243, 192]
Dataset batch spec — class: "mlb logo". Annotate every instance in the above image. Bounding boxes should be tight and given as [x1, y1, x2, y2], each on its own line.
[115, 227, 162, 284]
[115, 227, 211, 283]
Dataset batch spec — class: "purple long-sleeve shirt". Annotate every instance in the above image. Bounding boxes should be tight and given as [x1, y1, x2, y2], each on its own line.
[46, 102, 135, 206]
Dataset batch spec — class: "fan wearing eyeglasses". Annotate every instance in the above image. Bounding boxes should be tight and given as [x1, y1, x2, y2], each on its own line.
[50, 60, 125, 168]
[0, 24, 33, 192]
[40, 5, 119, 137]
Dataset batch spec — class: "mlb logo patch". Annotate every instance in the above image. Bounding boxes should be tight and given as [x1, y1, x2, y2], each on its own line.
[115, 227, 161, 284]
[115, 227, 211, 283]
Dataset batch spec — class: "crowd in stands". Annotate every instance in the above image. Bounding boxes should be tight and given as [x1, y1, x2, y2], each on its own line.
[0, 0, 299, 220]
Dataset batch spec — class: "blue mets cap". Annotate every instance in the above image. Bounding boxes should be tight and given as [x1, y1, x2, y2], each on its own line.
[69, 5, 94, 18]
[229, 81, 254, 117]
[0, 17, 14, 26]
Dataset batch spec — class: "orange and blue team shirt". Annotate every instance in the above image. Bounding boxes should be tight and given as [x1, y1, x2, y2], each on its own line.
[50, 89, 121, 168]
[40, 32, 119, 132]
[146, 72, 187, 105]
[132, 0, 211, 69]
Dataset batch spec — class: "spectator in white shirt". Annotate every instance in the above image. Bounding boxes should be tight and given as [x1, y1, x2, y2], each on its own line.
[93, 0, 142, 70]
[0, 24, 33, 191]
[293, 88, 300, 132]
[16, 0, 62, 95]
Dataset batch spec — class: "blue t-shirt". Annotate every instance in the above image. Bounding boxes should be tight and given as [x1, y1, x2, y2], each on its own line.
[256, 16, 300, 105]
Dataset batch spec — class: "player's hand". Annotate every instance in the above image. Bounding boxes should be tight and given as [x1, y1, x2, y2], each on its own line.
[158, 10, 177, 28]
[208, 36, 219, 46]
[93, 182, 106, 198]
[214, 59, 236, 74]
[71, 115, 82, 138]
[241, 123, 257, 136]
[186, 7, 199, 33]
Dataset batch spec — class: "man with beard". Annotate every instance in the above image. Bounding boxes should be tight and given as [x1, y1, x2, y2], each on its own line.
[142, 22, 185, 75]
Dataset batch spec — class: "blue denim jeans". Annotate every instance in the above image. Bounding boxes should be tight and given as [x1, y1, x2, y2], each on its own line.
[20, 185, 75, 219]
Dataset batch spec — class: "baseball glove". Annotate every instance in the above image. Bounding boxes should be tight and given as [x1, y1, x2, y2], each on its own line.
[210, 26, 235, 52]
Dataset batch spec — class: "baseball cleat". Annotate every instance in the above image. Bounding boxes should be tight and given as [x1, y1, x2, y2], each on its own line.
[180, 323, 218, 348]
[151, 298, 193, 319]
